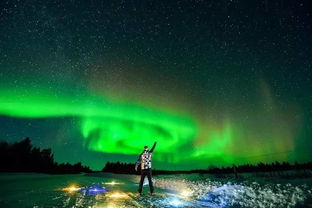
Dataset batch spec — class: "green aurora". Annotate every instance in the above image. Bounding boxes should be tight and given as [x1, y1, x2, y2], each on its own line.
[0, 78, 302, 167]
[0, 86, 198, 164]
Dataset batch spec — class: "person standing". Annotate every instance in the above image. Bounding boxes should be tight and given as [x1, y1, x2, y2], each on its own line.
[135, 141, 157, 195]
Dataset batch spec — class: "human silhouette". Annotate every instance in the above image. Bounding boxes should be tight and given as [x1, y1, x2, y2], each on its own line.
[135, 141, 157, 195]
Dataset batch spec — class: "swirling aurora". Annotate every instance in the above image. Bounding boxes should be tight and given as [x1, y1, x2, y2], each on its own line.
[0, 78, 305, 169]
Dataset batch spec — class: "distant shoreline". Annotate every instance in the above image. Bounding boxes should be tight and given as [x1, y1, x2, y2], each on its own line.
[102, 161, 312, 178]
[1, 138, 312, 178]
[1, 170, 311, 181]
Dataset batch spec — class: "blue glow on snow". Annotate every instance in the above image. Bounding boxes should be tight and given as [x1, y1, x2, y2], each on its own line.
[80, 185, 107, 195]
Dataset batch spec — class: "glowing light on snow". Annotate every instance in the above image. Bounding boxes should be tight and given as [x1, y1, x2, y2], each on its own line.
[106, 191, 129, 199]
[81, 185, 107, 195]
[62, 185, 81, 193]
[104, 181, 122, 186]
[168, 198, 184, 207]
[180, 190, 193, 198]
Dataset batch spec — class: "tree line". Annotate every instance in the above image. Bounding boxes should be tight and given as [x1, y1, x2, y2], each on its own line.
[2, 137, 311, 176]
[0, 138, 91, 174]
[102, 161, 312, 176]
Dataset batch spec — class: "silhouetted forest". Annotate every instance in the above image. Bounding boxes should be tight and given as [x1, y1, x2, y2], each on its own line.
[206, 162, 312, 174]
[2, 137, 311, 177]
[102, 162, 137, 174]
[0, 138, 91, 174]
[102, 161, 312, 177]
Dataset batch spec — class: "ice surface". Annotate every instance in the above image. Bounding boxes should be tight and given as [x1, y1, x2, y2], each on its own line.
[0, 173, 311, 208]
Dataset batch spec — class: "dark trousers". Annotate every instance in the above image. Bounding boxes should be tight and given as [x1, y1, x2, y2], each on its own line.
[138, 168, 154, 194]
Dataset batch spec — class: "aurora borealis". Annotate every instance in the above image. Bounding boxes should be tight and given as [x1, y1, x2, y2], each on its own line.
[0, 0, 311, 170]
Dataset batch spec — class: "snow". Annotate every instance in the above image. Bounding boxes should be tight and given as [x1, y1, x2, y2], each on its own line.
[0, 173, 311, 207]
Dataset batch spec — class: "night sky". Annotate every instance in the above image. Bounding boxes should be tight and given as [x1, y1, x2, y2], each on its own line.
[0, 0, 311, 170]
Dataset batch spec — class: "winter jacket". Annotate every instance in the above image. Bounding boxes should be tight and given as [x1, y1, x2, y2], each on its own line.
[135, 142, 157, 170]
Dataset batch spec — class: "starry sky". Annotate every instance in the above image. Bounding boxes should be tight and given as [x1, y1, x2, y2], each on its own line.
[0, 0, 311, 170]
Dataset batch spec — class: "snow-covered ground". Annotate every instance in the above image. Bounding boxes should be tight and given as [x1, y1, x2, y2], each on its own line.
[0, 172, 311, 207]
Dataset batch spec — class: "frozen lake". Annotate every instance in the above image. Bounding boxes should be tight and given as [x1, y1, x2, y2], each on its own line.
[0, 172, 311, 207]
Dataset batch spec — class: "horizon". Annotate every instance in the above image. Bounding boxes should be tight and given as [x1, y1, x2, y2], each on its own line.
[1, 137, 311, 172]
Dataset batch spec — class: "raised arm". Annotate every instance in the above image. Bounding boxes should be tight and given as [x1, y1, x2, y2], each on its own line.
[150, 141, 157, 153]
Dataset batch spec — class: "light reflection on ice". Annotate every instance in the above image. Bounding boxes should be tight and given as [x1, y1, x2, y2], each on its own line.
[153, 177, 311, 207]
[1, 173, 310, 208]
